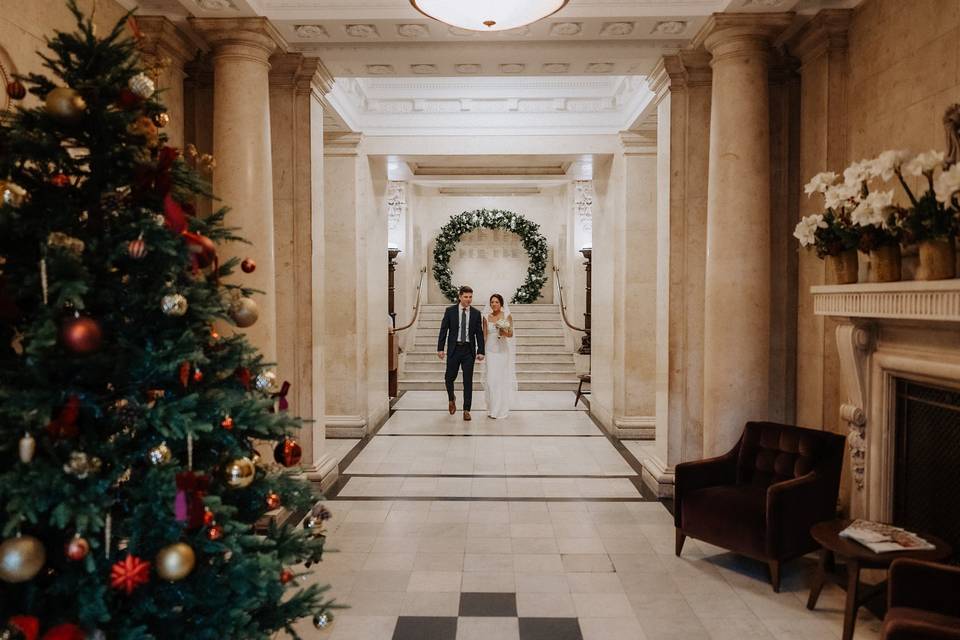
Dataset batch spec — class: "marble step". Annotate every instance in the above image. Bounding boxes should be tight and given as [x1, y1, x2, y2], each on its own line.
[404, 352, 574, 364]
[399, 379, 580, 391]
[416, 319, 564, 329]
[404, 362, 576, 375]
[415, 326, 565, 337]
[407, 344, 572, 354]
[416, 336, 566, 347]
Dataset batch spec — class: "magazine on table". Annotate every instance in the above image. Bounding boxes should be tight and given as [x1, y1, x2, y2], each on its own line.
[839, 519, 935, 553]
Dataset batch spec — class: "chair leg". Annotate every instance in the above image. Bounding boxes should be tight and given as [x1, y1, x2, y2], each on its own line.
[768, 560, 781, 593]
[675, 529, 686, 557]
[575, 381, 583, 406]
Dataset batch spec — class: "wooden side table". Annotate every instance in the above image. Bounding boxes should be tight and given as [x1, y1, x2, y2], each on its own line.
[806, 519, 952, 640]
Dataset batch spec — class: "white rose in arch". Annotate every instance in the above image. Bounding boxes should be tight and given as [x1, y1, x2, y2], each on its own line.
[934, 163, 960, 203]
[904, 150, 945, 176]
[793, 214, 828, 247]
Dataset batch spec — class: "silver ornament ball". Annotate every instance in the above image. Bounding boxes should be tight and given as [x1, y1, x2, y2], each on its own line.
[147, 442, 172, 466]
[161, 293, 188, 317]
[254, 370, 279, 394]
[128, 72, 155, 99]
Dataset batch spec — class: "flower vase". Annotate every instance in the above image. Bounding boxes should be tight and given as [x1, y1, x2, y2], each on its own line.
[916, 238, 956, 281]
[870, 244, 901, 282]
[826, 249, 858, 285]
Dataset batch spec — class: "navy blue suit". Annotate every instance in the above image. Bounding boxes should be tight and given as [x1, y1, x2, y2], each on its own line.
[438, 305, 485, 410]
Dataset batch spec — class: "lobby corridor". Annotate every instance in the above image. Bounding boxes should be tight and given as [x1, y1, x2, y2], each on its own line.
[290, 392, 881, 640]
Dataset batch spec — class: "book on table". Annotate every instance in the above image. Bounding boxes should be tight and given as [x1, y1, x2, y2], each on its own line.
[839, 519, 935, 553]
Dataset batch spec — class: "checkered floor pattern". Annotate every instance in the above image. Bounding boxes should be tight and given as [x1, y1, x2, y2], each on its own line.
[392, 592, 582, 640]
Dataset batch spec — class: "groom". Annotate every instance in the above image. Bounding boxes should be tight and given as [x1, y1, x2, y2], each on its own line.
[438, 285, 485, 421]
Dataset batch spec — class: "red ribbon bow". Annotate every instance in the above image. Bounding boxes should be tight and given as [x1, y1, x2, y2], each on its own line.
[175, 471, 210, 529]
[46, 395, 81, 439]
[272, 381, 291, 413]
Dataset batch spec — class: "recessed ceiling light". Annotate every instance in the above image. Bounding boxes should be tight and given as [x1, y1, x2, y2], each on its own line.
[410, 0, 568, 32]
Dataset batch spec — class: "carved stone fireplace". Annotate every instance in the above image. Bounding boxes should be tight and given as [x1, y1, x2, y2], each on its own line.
[813, 280, 960, 530]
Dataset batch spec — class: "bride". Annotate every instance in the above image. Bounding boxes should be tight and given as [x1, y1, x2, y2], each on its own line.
[482, 293, 517, 419]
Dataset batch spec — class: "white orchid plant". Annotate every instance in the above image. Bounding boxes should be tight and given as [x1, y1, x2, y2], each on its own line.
[794, 171, 859, 258]
[893, 149, 960, 243]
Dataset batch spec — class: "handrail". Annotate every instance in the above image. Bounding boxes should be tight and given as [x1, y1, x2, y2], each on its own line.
[394, 266, 427, 332]
[553, 266, 586, 333]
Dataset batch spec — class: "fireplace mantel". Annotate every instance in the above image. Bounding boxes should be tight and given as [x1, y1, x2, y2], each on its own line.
[812, 280, 960, 324]
[811, 279, 960, 519]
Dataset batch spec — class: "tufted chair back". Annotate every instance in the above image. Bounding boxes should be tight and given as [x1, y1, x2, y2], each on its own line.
[735, 421, 844, 489]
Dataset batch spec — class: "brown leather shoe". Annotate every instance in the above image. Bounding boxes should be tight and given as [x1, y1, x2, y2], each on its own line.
[463, 411, 471, 421]
[448, 401, 456, 415]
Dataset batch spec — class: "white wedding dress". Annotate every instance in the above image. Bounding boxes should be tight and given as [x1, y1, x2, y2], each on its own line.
[483, 304, 518, 419]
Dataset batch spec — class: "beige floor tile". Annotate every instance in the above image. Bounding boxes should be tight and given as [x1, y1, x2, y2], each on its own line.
[460, 571, 517, 592]
[362, 552, 417, 572]
[511, 537, 559, 554]
[407, 570, 463, 592]
[515, 572, 571, 593]
[573, 592, 634, 618]
[338, 590, 404, 617]
[400, 591, 461, 617]
[464, 553, 514, 572]
[698, 615, 775, 640]
[558, 537, 607, 554]
[579, 616, 647, 640]
[456, 617, 520, 640]
[327, 615, 398, 640]
[636, 614, 709, 640]
[516, 591, 577, 617]
[562, 553, 614, 573]
[352, 570, 413, 592]
[568, 572, 626, 593]
[513, 553, 565, 573]
[413, 551, 465, 572]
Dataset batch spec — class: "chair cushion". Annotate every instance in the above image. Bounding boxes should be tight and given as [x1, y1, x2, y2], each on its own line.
[737, 422, 820, 489]
[882, 607, 960, 640]
[681, 484, 767, 557]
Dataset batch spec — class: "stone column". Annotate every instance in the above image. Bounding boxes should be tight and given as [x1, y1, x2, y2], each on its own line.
[698, 13, 793, 456]
[269, 53, 338, 490]
[646, 51, 712, 496]
[324, 133, 373, 437]
[189, 18, 285, 362]
[615, 131, 658, 440]
[136, 17, 197, 149]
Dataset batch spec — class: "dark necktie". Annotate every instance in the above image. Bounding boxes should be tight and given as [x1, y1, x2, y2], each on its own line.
[459, 308, 466, 342]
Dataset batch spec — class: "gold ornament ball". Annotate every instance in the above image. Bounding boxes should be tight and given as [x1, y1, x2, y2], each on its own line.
[255, 370, 279, 394]
[1, 180, 28, 208]
[152, 112, 170, 128]
[147, 442, 172, 466]
[45, 87, 87, 124]
[0, 535, 46, 583]
[229, 296, 259, 328]
[155, 542, 195, 581]
[224, 457, 255, 489]
[161, 293, 188, 317]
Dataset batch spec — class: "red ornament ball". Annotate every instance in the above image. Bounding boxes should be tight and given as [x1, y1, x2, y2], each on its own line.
[40, 623, 86, 640]
[116, 88, 142, 110]
[207, 524, 224, 541]
[280, 568, 294, 584]
[273, 438, 302, 467]
[203, 509, 216, 527]
[50, 173, 70, 188]
[61, 315, 102, 355]
[220, 415, 234, 430]
[6, 80, 26, 100]
[266, 492, 281, 510]
[65, 535, 90, 561]
[241, 258, 256, 273]
[192, 368, 204, 383]
[127, 237, 147, 259]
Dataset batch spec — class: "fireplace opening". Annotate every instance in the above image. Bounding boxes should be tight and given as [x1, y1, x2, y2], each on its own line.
[894, 378, 960, 555]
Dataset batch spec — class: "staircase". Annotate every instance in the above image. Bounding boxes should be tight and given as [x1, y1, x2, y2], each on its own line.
[399, 303, 579, 391]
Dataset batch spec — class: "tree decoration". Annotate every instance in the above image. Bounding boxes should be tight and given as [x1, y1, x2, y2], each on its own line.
[128, 116, 158, 148]
[4, 615, 40, 640]
[220, 415, 234, 430]
[241, 258, 256, 273]
[432, 209, 549, 304]
[0, 536, 46, 583]
[228, 296, 258, 328]
[254, 369, 278, 394]
[160, 293, 187, 317]
[273, 381, 291, 412]
[1, 181, 27, 208]
[109, 554, 150, 595]
[5, 80, 26, 100]
[44, 87, 86, 124]
[206, 524, 223, 541]
[60, 314, 102, 354]
[273, 438, 302, 467]
[152, 111, 170, 128]
[127, 72, 155, 99]
[147, 442, 172, 466]
[49, 174, 70, 188]
[280, 569, 294, 585]
[47, 232, 84, 256]
[64, 535, 90, 562]
[224, 457, 255, 489]
[265, 492, 281, 510]
[63, 451, 102, 478]
[127, 235, 147, 259]
[39, 624, 86, 640]
[155, 543, 195, 582]
[46, 396, 81, 439]
[18, 433, 35, 464]
[174, 472, 209, 529]
[313, 614, 331, 629]
[182, 231, 217, 270]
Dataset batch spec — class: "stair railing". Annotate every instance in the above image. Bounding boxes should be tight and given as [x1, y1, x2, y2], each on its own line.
[394, 266, 427, 333]
[553, 266, 586, 333]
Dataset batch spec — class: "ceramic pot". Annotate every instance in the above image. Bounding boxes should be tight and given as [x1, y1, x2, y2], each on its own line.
[870, 244, 901, 283]
[916, 238, 956, 280]
[826, 249, 858, 285]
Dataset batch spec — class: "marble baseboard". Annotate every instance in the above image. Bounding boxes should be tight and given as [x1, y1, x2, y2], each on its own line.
[613, 416, 655, 440]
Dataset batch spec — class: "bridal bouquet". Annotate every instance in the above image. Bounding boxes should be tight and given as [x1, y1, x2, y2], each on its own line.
[495, 318, 511, 334]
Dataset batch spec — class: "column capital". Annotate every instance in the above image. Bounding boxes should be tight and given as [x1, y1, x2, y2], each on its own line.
[787, 9, 852, 63]
[324, 132, 364, 156]
[189, 17, 287, 64]
[619, 129, 657, 155]
[269, 53, 336, 96]
[648, 50, 712, 100]
[137, 16, 198, 67]
[693, 13, 794, 60]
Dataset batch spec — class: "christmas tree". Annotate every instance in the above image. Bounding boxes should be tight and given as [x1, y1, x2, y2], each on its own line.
[0, 3, 335, 638]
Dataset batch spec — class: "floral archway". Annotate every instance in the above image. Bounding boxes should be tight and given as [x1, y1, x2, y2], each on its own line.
[432, 209, 549, 304]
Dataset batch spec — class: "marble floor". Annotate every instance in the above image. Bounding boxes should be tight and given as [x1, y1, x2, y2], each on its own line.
[289, 391, 882, 640]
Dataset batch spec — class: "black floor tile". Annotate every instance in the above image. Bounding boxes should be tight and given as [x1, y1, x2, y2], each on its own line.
[392, 616, 458, 640]
[518, 617, 583, 640]
[459, 592, 519, 617]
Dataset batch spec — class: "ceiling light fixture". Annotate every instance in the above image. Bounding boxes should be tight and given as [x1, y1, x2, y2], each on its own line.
[410, 0, 568, 32]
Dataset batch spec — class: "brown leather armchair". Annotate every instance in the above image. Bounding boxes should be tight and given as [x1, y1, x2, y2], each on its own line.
[674, 421, 846, 592]
[881, 559, 960, 639]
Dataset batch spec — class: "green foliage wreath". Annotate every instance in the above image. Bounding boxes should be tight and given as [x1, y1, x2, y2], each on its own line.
[432, 209, 549, 304]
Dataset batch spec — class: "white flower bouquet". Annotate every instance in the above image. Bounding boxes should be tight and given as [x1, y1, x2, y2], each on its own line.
[495, 318, 511, 334]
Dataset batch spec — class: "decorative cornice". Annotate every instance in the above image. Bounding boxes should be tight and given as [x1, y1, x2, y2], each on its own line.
[619, 129, 656, 154]
[188, 17, 288, 59]
[648, 50, 712, 99]
[324, 131, 363, 155]
[269, 53, 335, 95]
[786, 9, 852, 63]
[692, 12, 795, 55]
[137, 16, 199, 65]
[812, 280, 960, 323]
